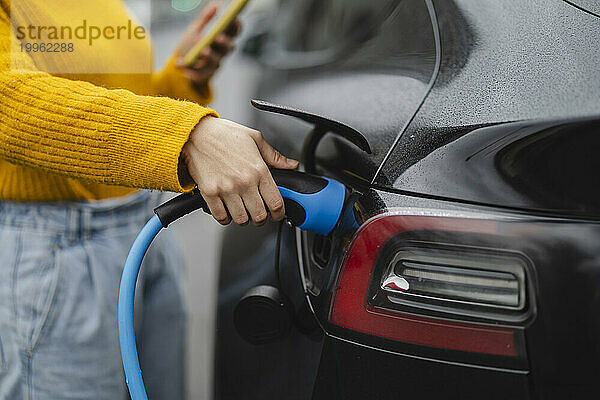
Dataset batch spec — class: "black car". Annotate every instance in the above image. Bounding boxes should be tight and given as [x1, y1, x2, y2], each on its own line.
[213, 0, 600, 399]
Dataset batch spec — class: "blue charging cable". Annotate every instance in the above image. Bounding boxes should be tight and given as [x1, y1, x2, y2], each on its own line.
[117, 171, 346, 399]
[118, 214, 163, 400]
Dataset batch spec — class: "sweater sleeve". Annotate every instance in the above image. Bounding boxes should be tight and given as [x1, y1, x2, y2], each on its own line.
[152, 56, 214, 105]
[0, 10, 217, 193]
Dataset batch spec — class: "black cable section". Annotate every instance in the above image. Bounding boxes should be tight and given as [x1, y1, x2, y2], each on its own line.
[274, 220, 284, 289]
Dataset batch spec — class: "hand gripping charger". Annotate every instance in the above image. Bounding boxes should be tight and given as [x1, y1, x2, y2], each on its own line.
[118, 169, 346, 400]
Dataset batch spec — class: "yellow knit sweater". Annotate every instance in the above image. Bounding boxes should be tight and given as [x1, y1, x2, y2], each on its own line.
[0, 0, 218, 201]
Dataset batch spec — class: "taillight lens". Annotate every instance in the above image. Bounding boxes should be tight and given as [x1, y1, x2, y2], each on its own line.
[329, 213, 533, 359]
[381, 248, 526, 310]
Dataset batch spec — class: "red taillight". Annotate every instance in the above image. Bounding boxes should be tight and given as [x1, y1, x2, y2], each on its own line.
[329, 214, 527, 357]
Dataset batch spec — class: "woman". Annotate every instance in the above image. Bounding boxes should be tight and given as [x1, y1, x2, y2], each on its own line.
[0, 0, 297, 398]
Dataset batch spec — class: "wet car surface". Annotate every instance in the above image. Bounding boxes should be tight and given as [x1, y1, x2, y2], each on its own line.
[214, 1, 600, 399]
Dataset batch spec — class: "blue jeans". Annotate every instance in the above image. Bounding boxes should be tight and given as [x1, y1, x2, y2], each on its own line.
[0, 191, 186, 399]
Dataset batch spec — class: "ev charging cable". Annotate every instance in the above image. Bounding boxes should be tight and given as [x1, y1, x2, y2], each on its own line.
[118, 170, 346, 399]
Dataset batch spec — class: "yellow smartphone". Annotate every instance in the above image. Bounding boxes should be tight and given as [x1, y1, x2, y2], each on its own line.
[182, 0, 250, 67]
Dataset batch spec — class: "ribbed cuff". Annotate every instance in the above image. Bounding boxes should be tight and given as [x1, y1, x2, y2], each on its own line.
[108, 90, 218, 192]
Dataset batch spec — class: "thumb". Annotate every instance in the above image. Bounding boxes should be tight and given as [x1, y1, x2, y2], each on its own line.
[194, 2, 219, 33]
[254, 134, 299, 170]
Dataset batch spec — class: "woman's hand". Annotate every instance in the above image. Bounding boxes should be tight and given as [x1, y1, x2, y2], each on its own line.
[175, 2, 241, 87]
[181, 116, 299, 226]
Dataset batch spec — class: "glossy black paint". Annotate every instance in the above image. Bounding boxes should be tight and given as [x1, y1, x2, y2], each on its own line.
[376, 0, 600, 197]
[304, 189, 600, 398]
[214, 0, 600, 399]
[252, 0, 437, 179]
[312, 338, 530, 400]
[390, 118, 600, 217]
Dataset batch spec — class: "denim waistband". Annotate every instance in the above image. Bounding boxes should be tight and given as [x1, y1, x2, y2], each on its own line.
[0, 190, 168, 238]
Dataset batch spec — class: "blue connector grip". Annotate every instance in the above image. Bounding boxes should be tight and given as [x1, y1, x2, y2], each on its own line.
[277, 177, 345, 236]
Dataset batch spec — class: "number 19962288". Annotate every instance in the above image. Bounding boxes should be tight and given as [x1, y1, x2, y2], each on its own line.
[20, 42, 74, 53]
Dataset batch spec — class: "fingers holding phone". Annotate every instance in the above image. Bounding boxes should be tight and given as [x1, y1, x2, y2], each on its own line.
[175, 2, 242, 86]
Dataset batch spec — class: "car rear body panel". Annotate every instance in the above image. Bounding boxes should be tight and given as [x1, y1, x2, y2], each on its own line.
[253, 0, 437, 181]
[375, 0, 600, 203]
[215, 0, 600, 398]
[301, 190, 600, 399]
[312, 337, 531, 400]
[386, 118, 600, 217]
